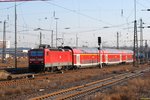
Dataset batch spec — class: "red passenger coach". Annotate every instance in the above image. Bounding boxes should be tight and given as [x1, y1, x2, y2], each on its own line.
[100, 49, 133, 65]
[72, 47, 100, 68]
[102, 49, 123, 65]
[122, 50, 133, 63]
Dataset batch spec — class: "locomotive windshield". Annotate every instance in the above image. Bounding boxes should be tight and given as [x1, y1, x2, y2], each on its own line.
[30, 50, 43, 56]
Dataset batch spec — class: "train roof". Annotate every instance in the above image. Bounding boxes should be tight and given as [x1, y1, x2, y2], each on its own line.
[102, 48, 133, 53]
[69, 47, 133, 54]
[121, 49, 133, 53]
[29, 46, 133, 54]
[72, 47, 98, 53]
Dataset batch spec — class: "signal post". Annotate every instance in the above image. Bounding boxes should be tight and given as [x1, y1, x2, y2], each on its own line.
[98, 37, 102, 68]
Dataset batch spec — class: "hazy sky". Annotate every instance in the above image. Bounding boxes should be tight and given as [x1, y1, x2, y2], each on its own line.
[0, 0, 150, 48]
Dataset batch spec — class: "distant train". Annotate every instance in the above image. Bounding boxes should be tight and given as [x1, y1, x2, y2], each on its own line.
[28, 45, 133, 72]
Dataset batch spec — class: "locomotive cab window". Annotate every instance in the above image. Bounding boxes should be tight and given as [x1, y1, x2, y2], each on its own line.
[30, 51, 43, 56]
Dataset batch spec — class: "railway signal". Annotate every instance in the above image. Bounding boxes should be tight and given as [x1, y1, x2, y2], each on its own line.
[98, 37, 102, 68]
[98, 37, 101, 46]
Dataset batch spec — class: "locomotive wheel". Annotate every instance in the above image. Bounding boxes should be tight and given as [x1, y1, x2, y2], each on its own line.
[73, 66, 79, 70]
[50, 67, 58, 72]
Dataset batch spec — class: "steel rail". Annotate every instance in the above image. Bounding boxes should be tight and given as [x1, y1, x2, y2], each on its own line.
[29, 67, 150, 100]
[0, 79, 40, 87]
[0, 71, 55, 87]
[0, 73, 50, 87]
[29, 74, 127, 100]
[57, 72, 143, 100]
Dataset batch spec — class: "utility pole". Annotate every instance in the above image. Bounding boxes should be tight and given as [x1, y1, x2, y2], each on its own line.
[40, 32, 42, 45]
[133, 20, 139, 66]
[76, 34, 78, 47]
[117, 32, 119, 49]
[140, 19, 143, 50]
[61, 33, 64, 46]
[34, 28, 53, 47]
[140, 18, 144, 64]
[51, 30, 53, 47]
[133, 0, 139, 67]
[14, 2, 17, 68]
[2, 20, 6, 63]
[55, 18, 59, 47]
[145, 40, 148, 63]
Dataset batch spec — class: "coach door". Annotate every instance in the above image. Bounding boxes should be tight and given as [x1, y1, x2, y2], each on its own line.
[76, 54, 80, 65]
[120, 54, 122, 62]
[105, 54, 108, 64]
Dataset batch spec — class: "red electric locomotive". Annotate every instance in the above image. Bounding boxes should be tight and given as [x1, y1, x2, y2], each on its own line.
[28, 45, 72, 72]
[28, 45, 133, 72]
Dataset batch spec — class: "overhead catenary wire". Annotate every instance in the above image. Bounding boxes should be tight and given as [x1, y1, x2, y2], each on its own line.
[0, 0, 136, 33]
[42, 1, 113, 25]
[0, 2, 26, 10]
[0, 0, 149, 48]
[137, 0, 150, 8]
[0, 0, 148, 28]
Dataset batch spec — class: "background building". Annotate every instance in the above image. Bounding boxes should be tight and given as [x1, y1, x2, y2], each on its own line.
[0, 40, 10, 58]
[0, 40, 10, 48]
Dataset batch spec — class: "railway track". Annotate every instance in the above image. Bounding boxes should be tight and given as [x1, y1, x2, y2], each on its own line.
[0, 72, 53, 87]
[30, 67, 150, 100]
[0, 78, 35, 87]
[0, 69, 75, 87]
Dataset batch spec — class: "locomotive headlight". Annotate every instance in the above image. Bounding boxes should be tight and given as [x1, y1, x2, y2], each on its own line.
[30, 59, 35, 61]
[37, 58, 43, 61]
